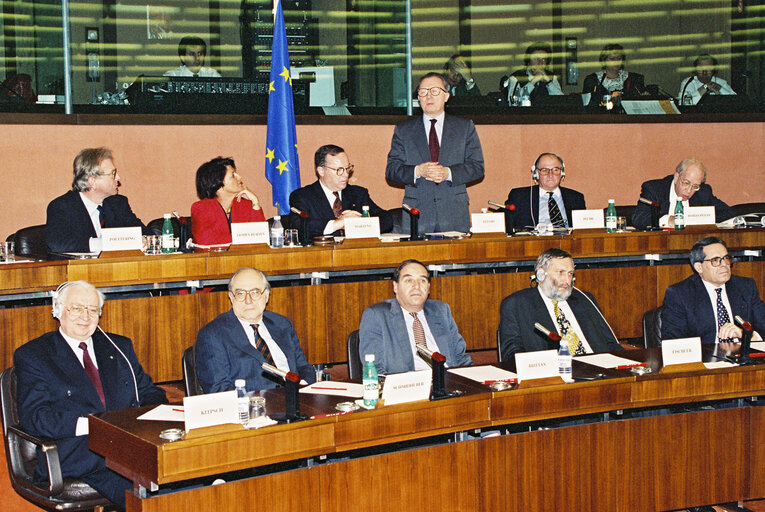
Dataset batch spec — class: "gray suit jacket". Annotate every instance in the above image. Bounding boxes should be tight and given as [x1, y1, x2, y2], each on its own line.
[386, 114, 484, 234]
[358, 298, 473, 375]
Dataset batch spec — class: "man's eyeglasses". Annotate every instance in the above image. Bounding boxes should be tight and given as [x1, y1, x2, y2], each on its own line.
[537, 167, 563, 175]
[323, 164, 354, 176]
[98, 169, 118, 180]
[702, 255, 733, 267]
[417, 87, 447, 97]
[679, 177, 701, 192]
[231, 288, 266, 302]
[65, 305, 101, 317]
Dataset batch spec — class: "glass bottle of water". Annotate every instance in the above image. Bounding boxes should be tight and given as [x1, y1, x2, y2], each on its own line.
[362, 354, 379, 408]
[161, 214, 174, 253]
[674, 200, 685, 230]
[605, 199, 617, 233]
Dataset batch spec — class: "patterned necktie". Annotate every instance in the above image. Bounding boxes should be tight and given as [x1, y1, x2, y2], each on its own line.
[251, 324, 274, 365]
[332, 191, 342, 219]
[410, 312, 427, 349]
[428, 119, 440, 162]
[552, 300, 586, 355]
[79, 342, 106, 407]
[715, 288, 733, 342]
[97, 204, 105, 227]
[547, 192, 565, 228]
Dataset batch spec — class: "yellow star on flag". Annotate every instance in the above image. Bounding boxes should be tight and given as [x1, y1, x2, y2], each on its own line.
[265, 148, 275, 163]
[268, 81, 275, 93]
[276, 159, 289, 175]
[279, 66, 292, 86]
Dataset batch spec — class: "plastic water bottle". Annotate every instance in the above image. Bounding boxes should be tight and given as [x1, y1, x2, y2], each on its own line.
[235, 379, 249, 425]
[674, 200, 685, 230]
[161, 213, 174, 253]
[558, 340, 572, 382]
[270, 215, 284, 248]
[520, 90, 531, 107]
[362, 354, 379, 408]
[605, 199, 617, 233]
[361, 205, 370, 217]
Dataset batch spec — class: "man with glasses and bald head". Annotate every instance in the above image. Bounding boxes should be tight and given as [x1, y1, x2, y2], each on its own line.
[195, 267, 316, 393]
[288, 144, 393, 239]
[631, 157, 736, 230]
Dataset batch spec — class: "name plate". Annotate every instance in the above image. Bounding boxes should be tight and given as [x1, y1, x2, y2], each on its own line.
[470, 212, 506, 233]
[344, 216, 381, 239]
[381, 370, 431, 405]
[661, 337, 702, 365]
[572, 209, 605, 229]
[183, 390, 238, 431]
[101, 227, 142, 251]
[514, 349, 560, 382]
[685, 206, 715, 226]
[231, 222, 269, 244]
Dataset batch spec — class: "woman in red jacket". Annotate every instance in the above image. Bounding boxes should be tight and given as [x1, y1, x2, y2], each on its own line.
[191, 156, 265, 246]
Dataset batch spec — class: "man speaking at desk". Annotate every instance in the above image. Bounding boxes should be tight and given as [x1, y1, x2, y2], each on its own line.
[195, 267, 316, 392]
[359, 259, 473, 375]
[14, 280, 167, 510]
[499, 248, 621, 361]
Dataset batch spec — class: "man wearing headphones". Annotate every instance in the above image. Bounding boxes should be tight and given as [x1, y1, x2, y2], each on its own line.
[14, 281, 167, 510]
[499, 248, 621, 362]
[505, 152, 586, 230]
[677, 54, 735, 106]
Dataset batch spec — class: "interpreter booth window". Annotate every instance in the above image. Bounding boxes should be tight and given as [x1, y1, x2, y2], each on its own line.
[0, 0, 762, 115]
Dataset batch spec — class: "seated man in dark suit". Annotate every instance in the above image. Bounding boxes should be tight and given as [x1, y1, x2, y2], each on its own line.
[45, 147, 147, 253]
[499, 248, 621, 361]
[288, 144, 393, 239]
[359, 259, 473, 375]
[631, 158, 736, 230]
[506, 152, 586, 230]
[661, 236, 765, 343]
[14, 280, 167, 510]
[195, 267, 316, 392]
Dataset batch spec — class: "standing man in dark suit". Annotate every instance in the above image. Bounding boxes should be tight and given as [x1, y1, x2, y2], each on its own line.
[386, 72, 485, 234]
[45, 147, 147, 253]
[288, 144, 393, 239]
[661, 236, 765, 344]
[631, 158, 736, 230]
[14, 280, 167, 510]
[195, 267, 316, 393]
[505, 152, 586, 229]
[359, 259, 473, 375]
[499, 248, 621, 361]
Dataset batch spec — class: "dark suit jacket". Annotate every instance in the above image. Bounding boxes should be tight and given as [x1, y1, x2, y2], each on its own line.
[190, 197, 266, 245]
[287, 180, 393, 239]
[386, 114, 485, 234]
[499, 287, 622, 362]
[631, 175, 735, 229]
[13, 330, 166, 505]
[449, 81, 482, 97]
[582, 71, 645, 106]
[195, 309, 316, 393]
[358, 298, 473, 375]
[506, 185, 586, 229]
[661, 274, 765, 344]
[45, 190, 147, 253]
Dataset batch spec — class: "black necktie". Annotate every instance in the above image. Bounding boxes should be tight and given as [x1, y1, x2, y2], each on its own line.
[97, 204, 105, 227]
[547, 192, 565, 228]
[428, 119, 440, 162]
[251, 324, 274, 365]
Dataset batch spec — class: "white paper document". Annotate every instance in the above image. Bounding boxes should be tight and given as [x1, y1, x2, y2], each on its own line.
[137, 404, 185, 422]
[704, 361, 737, 370]
[750, 341, 765, 352]
[574, 353, 646, 369]
[448, 365, 517, 383]
[299, 382, 363, 398]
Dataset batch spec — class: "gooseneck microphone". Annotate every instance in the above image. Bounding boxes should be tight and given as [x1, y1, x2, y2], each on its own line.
[489, 201, 516, 235]
[534, 322, 561, 343]
[261, 362, 307, 422]
[734, 315, 754, 364]
[402, 203, 421, 241]
[638, 197, 661, 231]
[679, 75, 696, 105]
[416, 346, 450, 399]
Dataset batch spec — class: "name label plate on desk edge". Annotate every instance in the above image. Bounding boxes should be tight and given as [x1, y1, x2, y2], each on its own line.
[661, 337, 702, 365]
[515, 350, 560, 382]
[231, 222, 269, 244]
[183, 390, 238, 431]
[381, 370, 431, 405]
[572, 209, 605, 229]
[685, 206, 715, 226]
[470, 212, 505, 233]
[344, 216, 381, 239]
[101, 227, 142, 251]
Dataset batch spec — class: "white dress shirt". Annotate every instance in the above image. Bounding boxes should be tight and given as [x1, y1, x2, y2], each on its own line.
[79, 192, 103, 252]
[400, 305, 442, 371]
[237, 317, 289, 372]
[537, 187, 568, 227]
[537, 288, 594, 354]
[163, 65, 221, 78]
[699, 279, 735, 342]
[677, 76, 735, 105]
[506, 71, 563, 102]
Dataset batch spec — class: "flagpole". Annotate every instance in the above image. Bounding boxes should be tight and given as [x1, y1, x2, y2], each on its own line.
[405, 0, 413, 116]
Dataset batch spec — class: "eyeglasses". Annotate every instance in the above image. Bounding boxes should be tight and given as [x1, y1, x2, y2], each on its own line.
[231, 288, 266, 302]
[678, 178, 701, 192]
[417, 87, 447, 97]
[537, 167, 562, 175]
[323, 164, 354, 176]
[97, 169, 118, 180]
[702, 255, 733, 267]
[65, 304, 101, 317]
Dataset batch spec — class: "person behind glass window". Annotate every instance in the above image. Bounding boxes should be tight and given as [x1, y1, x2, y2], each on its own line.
[502, 43, 563, 104]
[443, 54, 481, 97]
[582, 43, 646, 106]
[164, 36, 221, 78]
[677, 54, 736, 106]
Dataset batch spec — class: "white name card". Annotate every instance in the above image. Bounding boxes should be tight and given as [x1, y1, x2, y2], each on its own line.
[514, 349, 560, 382]
[572, 209, 605, 229]
[470, 212, 506, 233]
[344, 216, 381, 239]
[685, 206, 715, 226]
[101, 227, 142, 251]
[661, 337, 702, 366]
[381, 370, 431, 405]
[231, 222, 269, 245]
[183, 390, 239, 431]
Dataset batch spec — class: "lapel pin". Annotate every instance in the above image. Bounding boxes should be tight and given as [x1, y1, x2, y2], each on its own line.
[109, 355, 114, 359]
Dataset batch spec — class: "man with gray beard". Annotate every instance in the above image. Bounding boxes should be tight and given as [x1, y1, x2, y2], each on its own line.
[498, 248, 621, 361]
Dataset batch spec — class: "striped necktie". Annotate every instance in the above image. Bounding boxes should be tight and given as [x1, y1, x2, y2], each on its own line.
[547, 192, 565, 228]
[250, 324, 274, 365]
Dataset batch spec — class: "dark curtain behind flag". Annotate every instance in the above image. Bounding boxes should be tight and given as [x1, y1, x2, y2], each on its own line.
[265, 0, 301, 215]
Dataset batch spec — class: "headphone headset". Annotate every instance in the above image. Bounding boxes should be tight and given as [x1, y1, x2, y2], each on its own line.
[535, 268, 546, 282]
[52, 281, 76, 318]
[531, 153, 566, 181]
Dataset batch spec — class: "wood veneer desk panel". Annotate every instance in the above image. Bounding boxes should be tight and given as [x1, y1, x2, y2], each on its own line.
[332, 238, 451, 269]
[205, 244, 333, 278]
[0, 259, 66, 294]
[66, 252, 208, 287]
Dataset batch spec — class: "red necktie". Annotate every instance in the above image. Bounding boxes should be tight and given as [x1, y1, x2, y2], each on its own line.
[332, 192, 342, 219]
[79, 342, 106, 407]
[428, 119, 440, 162]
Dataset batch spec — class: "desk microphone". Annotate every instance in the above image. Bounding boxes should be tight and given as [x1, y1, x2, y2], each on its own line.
[98, 326, 140, 404]
[638, 197, 661, 231]
[638, 197, 660, 208]
[534, 322, 561, 343]
[489, 201, 516, 234]
[261, 362, 301, 384]
[679, 75, 695, 104]
[402, 204, 421, 241]
[290, 206, 311, 245]
[416, 346, 450, 399]
[260, 363, 306, 422]
[290, 206, 309, 218]
[734, 315, 754, 364]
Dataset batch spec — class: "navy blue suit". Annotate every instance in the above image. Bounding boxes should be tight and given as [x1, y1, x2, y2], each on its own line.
[45, 190, 147, 253]
[13, 330, 167, 508]
[288, 180, 393, 239]
[359, 298, 473, 375]
[499, 287, 621, 361]
[661, 274, 765, 344]
[631, 175, 735, 229]
[505, 185, 586, 229]
[195, 309, 316, 393]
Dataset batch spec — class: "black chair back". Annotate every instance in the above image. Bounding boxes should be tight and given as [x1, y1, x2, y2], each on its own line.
[346, 330, 361, 380]
[182, 346, 203, 396]
[7, 224, 47, 258]
[147, 216, 192, 251]
[732, 202, 765, 217]
[642, 306, 663, 348]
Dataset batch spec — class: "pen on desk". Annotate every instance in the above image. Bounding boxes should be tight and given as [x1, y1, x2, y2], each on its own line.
[614, 362, 646, 370]
[172, 408, 184, 412]
[310, 386, 348, 391]
[310, 411, 352, 420]
[483, 379, 517, 385]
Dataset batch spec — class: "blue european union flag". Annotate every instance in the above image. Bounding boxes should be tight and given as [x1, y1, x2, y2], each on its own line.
[265, 0, 300, 215]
